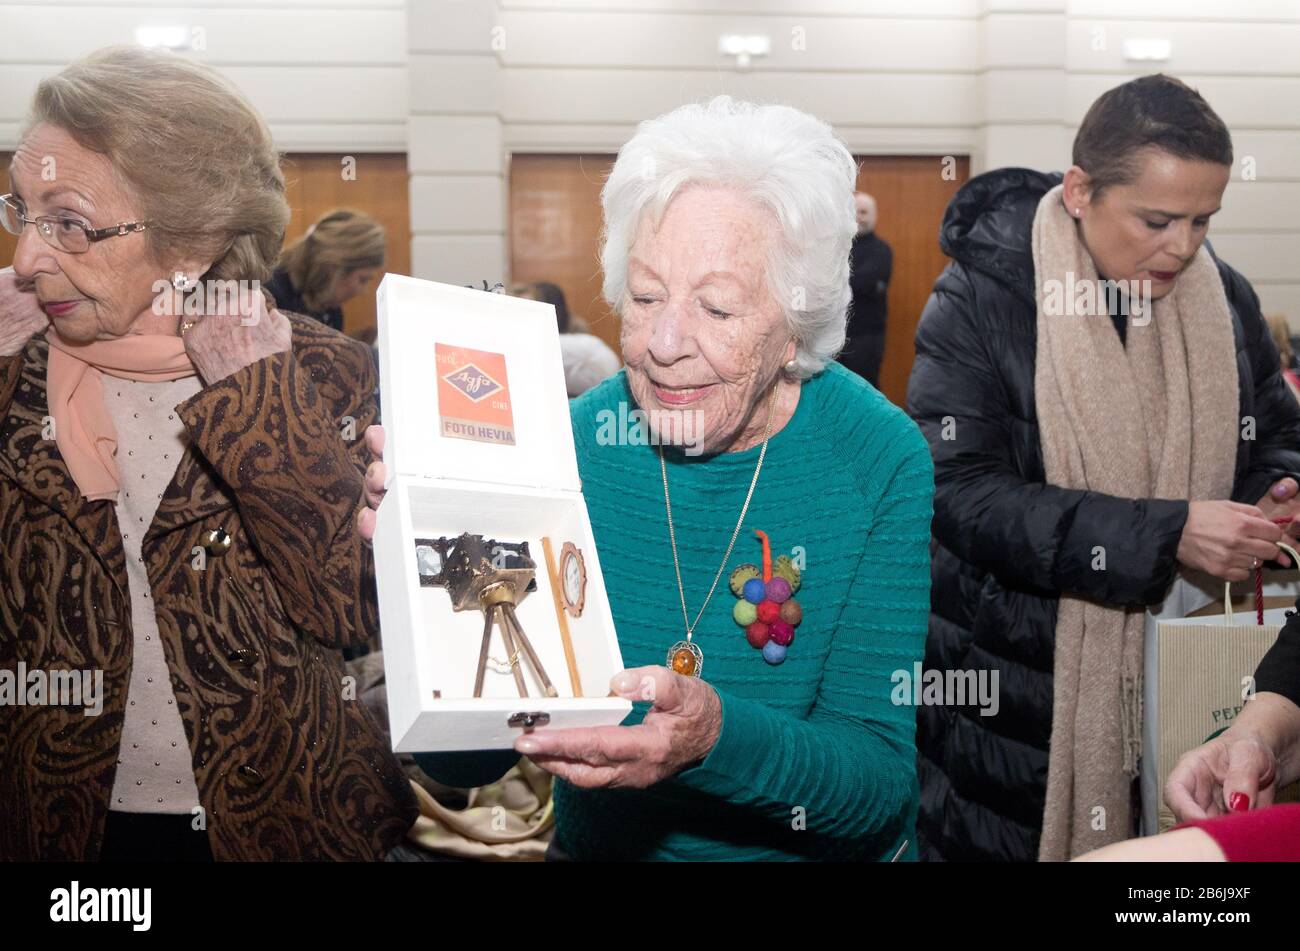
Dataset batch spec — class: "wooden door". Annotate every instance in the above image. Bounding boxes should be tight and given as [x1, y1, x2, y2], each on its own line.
[509, 154, 619, 353]
[509, 153, 968, 406]
[1, 152, 411, 341]
[856, 155, 970, 405]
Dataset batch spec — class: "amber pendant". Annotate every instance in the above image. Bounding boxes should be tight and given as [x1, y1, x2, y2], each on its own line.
[667, 640, 703, 678]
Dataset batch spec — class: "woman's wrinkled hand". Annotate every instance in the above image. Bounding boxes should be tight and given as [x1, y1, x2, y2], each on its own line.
[1165, 690, 1300, 821]
[513, 665, 722, 789]
[1176, 500, 1286, 580]
[0, 266, 50, 357]
[182, 286, 292, 385]
[1164, 726, 1278, 821]
[356, 423, 387, 542]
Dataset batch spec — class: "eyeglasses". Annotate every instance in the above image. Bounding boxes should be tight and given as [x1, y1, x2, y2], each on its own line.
[0, 193, 149, 254]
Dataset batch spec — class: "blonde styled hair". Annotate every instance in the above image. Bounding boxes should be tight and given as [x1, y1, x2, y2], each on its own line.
[1267, 314, 1294, 366]
[278, 208, 386, 312]
[22, 45, 290, 285]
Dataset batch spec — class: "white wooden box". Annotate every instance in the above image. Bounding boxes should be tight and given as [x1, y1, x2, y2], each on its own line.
[373, 274, 630, 752]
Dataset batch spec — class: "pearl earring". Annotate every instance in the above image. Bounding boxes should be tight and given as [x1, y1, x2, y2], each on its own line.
[784, 359, 798, 374]
[1074, 208, 1081, 217]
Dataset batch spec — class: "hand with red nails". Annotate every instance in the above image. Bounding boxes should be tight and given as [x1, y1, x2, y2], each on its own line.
[512, 666, 722, 789]
[1165, 691, 1300, 821]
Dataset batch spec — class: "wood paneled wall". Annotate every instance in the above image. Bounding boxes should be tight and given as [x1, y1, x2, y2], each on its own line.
[280, 152, 411, 338]
[857, 155, 969, 406]
[508, 154, 617, 348]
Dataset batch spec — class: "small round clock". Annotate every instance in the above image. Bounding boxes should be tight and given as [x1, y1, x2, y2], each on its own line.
[559, 541, 587, 618]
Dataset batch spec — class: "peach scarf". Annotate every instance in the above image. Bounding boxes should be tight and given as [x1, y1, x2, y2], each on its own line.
[45, 329, 196, 502]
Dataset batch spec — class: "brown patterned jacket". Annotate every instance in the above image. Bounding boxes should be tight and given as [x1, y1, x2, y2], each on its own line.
[0, 315, 417, 860]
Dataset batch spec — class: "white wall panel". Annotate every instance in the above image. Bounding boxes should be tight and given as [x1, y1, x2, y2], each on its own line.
[0, 1, 406, 150]
[496, 11, 978, 71]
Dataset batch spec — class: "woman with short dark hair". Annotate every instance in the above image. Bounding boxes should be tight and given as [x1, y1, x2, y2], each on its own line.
[909, 74, 1300, 861]
[510, 281, 621, 396]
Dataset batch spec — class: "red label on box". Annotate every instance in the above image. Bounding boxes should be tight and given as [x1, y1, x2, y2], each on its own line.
[435, 343, 516, 446]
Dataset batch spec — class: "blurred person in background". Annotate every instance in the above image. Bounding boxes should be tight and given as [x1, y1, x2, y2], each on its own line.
[265, 207, 385, 333]
[836, 191, 891, 388]
[512, 280, 620, 396]
[1267, 313, 1300, 404]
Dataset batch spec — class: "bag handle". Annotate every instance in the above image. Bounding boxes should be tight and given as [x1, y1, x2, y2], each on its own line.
[1222, 538, 1300, 625]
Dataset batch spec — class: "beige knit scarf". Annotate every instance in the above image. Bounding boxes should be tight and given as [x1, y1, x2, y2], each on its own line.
[1032, 184, 1238, 860]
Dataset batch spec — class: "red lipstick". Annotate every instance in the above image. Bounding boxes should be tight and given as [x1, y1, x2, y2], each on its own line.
[40, 300, 80, 317]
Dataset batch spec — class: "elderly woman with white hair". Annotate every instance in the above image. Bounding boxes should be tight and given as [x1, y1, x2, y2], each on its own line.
[361, 96, 933, 861]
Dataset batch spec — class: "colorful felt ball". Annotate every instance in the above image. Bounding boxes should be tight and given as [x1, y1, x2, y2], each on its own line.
[779, 598, 802, 626]
[729, 563, 760, 598]
[762, 640, 787, 665]
[732, 599, 757, 626]
[770, 620, 795, 646]
[742, 577, 767, 604]
[772, 556, 801, 593]
[745, 621, 771, 648]
[756, 599, 781, 624]
[765, 576, 792, 603]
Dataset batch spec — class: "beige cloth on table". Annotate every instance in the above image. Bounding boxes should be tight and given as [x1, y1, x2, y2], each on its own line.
[1032, 184, 1239, 860]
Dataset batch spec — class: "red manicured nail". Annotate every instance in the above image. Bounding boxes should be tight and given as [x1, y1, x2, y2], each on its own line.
[1229, 792, 1250, 812]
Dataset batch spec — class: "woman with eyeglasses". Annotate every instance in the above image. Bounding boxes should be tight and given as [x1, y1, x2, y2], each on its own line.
[0, 46, 416, 861]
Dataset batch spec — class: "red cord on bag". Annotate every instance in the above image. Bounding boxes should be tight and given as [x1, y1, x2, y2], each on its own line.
[1256, 564, 1264, 626]
[1255, 516, 1295, 625]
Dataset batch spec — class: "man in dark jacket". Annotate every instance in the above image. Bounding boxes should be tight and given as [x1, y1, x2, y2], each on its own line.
[838, 192, 892, 387]
[907, 166, 1300, 861]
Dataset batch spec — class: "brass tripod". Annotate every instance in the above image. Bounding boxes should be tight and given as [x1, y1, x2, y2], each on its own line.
[474, 580, 558, 699]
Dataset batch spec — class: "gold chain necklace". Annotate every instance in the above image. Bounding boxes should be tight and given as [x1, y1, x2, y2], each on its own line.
[661, 384, 779, 678]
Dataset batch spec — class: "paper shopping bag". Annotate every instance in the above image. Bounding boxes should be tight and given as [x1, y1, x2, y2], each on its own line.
[1154, 551, 1300, 832]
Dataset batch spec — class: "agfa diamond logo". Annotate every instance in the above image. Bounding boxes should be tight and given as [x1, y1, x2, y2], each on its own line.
[443, 363, 502, 402]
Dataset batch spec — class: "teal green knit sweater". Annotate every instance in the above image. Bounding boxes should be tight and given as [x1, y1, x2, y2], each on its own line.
[551, 363, 933, 861]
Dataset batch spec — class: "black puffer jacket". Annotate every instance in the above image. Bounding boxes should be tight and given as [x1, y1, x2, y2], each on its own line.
[907, 167, 1300, 861]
